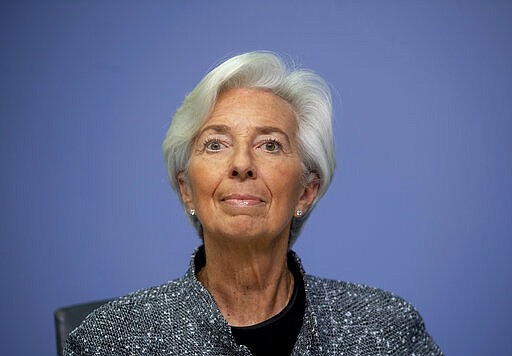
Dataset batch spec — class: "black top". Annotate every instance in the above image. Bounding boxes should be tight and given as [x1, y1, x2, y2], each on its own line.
[230, 255, 306, 356]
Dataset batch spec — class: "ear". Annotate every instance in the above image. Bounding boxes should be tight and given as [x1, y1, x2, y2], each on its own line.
[177, 172, 193, 209]
[296, 174, 320, 214]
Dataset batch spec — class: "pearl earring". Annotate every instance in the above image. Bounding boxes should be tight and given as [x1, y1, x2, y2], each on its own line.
[296, 210, 303, 217]
[189, 209, 196, 216]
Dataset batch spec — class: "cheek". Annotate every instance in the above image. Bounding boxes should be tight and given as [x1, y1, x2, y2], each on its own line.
[267, 164, 304, 201]
[187, 159, 222, 201]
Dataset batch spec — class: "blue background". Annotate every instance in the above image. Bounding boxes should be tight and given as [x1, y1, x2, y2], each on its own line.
[1, 1, 511, 355]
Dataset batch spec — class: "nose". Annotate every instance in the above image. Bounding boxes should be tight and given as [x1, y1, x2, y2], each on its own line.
[229, 146, 256, 180]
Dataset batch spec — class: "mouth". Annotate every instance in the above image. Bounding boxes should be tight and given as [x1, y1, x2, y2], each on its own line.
[221, 194, 265, 207]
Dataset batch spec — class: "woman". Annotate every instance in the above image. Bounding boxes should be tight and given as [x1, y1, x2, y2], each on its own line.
[65, 51, 442, 355]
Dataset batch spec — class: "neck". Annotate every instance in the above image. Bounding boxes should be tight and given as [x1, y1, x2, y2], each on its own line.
[197, 237, 293, 326]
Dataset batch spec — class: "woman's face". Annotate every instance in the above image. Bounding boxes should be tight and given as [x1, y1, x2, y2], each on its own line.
[179, 88, 318, 244]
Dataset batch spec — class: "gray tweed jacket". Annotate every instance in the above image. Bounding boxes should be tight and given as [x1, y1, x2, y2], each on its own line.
[64, 248, 443, 355]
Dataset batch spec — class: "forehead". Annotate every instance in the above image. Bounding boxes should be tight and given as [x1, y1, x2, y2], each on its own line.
[202, 88, 298, 134]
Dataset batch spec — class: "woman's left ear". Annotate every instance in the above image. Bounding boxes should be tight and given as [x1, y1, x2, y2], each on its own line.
[296, 175, 320, 214]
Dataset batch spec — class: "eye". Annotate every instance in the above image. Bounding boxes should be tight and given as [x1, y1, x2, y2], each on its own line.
[204, 138, 225, 152]
[260, 139, 282, 153]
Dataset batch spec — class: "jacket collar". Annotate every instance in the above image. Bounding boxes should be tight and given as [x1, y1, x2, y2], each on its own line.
[182, 245, 325, 353]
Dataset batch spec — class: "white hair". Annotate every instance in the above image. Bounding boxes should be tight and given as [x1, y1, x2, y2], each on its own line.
[162, 51, 335, 245]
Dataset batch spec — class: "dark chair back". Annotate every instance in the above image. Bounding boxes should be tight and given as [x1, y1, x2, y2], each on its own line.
[54, 299, 113, 356]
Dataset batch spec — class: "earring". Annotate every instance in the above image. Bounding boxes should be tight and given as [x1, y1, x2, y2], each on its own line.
[295, 210, 303, 217]
[189, 209, 196, 216]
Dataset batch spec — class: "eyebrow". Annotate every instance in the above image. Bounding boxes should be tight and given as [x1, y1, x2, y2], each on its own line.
[199, 124, 290, 140]
[257, 126, 288, 137]
[198, 124, 231, 135]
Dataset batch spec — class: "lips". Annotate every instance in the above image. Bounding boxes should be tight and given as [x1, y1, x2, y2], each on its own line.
[221, 194, 265, 207]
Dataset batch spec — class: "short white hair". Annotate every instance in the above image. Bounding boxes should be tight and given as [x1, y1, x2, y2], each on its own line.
[162, 51, 335, 245]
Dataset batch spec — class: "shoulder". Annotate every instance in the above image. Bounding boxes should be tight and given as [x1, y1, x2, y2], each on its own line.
[93, 277, 189, 320]
[304, 275, 443, 355]
[63, 277, 188, 355]
[305, 274, 416, 318]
